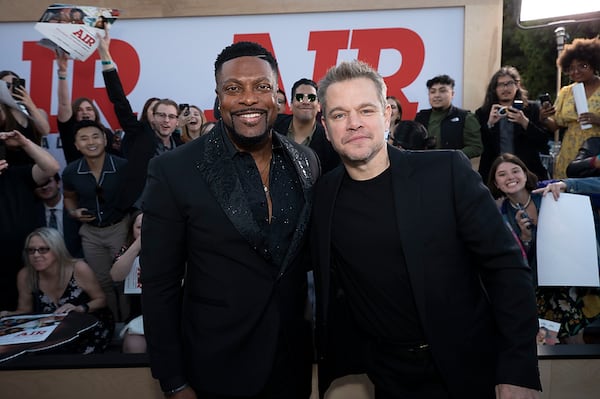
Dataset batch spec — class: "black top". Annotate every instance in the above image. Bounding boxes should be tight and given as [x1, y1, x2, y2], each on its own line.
[331, 167, 424, 343]
[0, 164, 42, 309]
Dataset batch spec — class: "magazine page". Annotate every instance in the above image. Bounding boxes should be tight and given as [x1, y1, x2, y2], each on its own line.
[34, 4, 120, 61]
[0, 314, 66, 345]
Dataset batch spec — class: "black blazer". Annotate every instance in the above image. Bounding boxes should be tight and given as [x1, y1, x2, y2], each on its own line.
[141, 124, 319, 396]
[311, 147, 541, 397]
[36, 199, 82, 258]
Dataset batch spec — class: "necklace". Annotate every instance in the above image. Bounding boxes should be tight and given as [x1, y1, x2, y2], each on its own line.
[509, 194, 531, 210]
[258, 154, 272, 194]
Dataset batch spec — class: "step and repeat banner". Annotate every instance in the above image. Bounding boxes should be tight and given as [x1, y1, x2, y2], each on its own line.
[0, 5, 490, 165]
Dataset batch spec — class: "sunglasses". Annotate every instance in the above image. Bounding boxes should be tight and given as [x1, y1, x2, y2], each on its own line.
[25, 247, 50, 255]
[295, 93, 317, 103]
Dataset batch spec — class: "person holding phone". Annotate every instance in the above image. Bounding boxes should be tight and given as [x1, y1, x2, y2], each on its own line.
[178, 104, 207, 142]
[542, 37, 600, 179]
[62, 119, 130, 322]
[476, 66, 550, 182]
[0, 70, 50, 165]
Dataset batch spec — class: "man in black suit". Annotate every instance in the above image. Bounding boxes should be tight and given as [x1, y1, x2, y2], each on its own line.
[34, 173, 82, 258]
[141, 42, 319, 399]
[312, 60, 541, 398]
[274, 78, 340, 173]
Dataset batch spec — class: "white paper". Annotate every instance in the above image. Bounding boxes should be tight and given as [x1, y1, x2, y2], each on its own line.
[124, 256, 141, 294]
[572, 83, 592, 130]
[537, 193, 600, 286]
[33, 4, 120, 61]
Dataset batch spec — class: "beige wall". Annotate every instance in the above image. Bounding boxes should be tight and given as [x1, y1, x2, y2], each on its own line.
[1, 358, 599, 398]
[1, 0, 502, 111]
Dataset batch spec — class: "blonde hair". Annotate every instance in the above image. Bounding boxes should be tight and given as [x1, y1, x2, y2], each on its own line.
[23, 228, 75, 291]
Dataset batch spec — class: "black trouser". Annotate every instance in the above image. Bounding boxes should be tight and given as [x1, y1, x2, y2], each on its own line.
[365, 339, 450, 399]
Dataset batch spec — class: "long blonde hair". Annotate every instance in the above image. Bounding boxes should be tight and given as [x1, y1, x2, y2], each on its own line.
[23, 228, 76, 291]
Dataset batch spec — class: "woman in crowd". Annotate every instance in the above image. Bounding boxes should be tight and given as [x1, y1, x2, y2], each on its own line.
[0, 70, 50, 164]
[488, 153, 588, 343]
[476, 66, 549, 181]
[543, 37, 600, 179]
[0, 227, 114, 353]
[55, 51, 119, 164]
[111, 210, 145, 353]
[178, 105, 206, 142]
[386, 95, 402, 135]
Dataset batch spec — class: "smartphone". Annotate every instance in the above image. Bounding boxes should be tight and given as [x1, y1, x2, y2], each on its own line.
[539, 93, 551, 105]
[512, 99, 524, 110]
[12, 78, 25, 93]
[178, 103, 190, 116]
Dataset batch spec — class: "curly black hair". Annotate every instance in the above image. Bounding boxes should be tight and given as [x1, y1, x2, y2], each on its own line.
[557, 36, 600, 72]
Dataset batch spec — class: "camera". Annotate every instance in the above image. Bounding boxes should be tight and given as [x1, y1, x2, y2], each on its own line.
[178, 103, 190, 116]
[498, 106, 508, 116]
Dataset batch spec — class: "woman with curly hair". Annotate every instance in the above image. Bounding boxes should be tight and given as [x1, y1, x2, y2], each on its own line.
[543, 37, 600, 179]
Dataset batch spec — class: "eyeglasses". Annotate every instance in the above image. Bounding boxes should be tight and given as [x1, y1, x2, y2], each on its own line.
[567, 63, 590, 74]
[153, 112, 178, 120]
[25, 247, 50, 255]
[496, 81, 517, 89]
[295, 93, 317, 103]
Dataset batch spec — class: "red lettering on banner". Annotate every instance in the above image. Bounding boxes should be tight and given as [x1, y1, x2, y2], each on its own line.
[308, 30, 351, 82]
[351, 28, 424, 119]
[23, 39, 140, 132]
[72, 29, 96, 47]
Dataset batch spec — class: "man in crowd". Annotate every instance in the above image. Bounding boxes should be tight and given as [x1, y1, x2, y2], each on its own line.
[97, 27, 183, 210]
[34, 173, 82, 258]
[312, 60, 541, 399]
[0, 129, 60, 309]
[141, 41, 319, 399]
[415, 74, 483, 159]
[275, 78, 339, 173]
[62, 120, 129, 321]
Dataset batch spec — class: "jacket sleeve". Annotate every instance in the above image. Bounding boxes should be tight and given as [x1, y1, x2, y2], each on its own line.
[140, 156, 188, 393]
[102, 68, 144, 156]
[450, 151, 540, 390]
[461, 112, 483, 158]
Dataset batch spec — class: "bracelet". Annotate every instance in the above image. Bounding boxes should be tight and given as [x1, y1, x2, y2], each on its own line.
[58, 76, 67, 80]
[101, 60, 112, 65]
[80, 303, 89, 313]
[164, 383, 189, 397]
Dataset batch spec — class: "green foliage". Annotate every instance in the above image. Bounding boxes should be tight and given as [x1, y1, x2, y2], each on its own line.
[501, 0, 600, 100]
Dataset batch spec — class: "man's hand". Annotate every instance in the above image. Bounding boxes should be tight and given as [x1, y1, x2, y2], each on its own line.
[496, 383, 540, 399]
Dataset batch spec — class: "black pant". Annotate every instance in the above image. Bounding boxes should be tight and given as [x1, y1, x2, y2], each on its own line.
[365, 340, 450, 399]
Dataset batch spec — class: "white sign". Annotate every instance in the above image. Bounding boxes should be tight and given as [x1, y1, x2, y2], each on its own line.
[537, 193, 600, 287]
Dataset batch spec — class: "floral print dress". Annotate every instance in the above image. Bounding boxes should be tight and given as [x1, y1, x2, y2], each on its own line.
[33, 273, 114, 354]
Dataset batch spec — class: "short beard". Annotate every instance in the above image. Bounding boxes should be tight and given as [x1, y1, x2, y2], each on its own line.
[226, 119, 271, 150]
